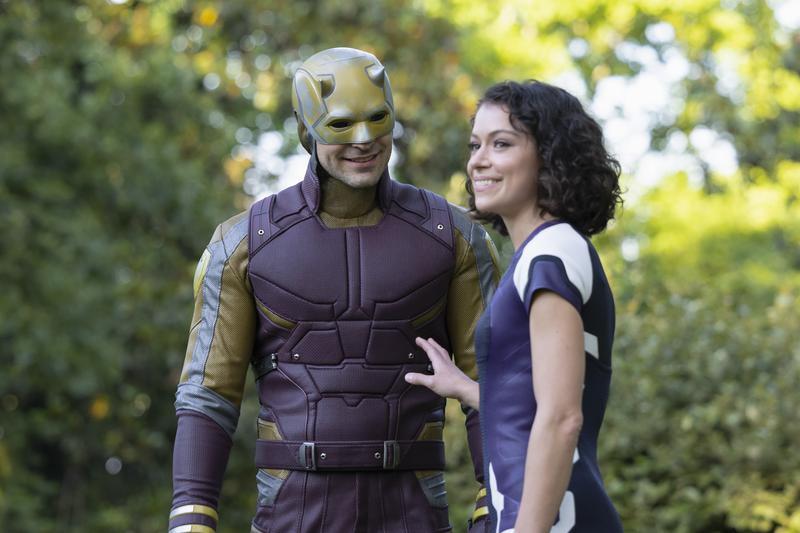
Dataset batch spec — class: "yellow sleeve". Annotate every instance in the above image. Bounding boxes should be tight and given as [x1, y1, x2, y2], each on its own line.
[447, 205, 500, 379]
[175, 210, 255, 436]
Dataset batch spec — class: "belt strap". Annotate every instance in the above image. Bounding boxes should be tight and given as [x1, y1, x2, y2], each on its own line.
[255, 439, 445, 471]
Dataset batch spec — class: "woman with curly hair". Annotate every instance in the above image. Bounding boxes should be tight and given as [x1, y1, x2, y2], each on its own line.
[406, 80, 624, 533]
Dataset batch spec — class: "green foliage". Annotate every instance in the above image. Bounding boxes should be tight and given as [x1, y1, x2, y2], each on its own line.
[588, 172, 800, 532]
[2, 0, 799, 532]
[0, 0, 240, 530]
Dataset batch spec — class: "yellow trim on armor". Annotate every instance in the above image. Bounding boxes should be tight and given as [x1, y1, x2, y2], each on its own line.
[256, 419, 283, 441]
[472, 506, 489, 521]
[476, 487, 487, 500]
[168, 525, 215, 533]
[255, 300, 296, 330]
[416, 421, 444, 441]
[169, 504, 219, 521]
[414, 422, 446, 479]
[257, 420, 289, 479]
[411, 295, 447, 329]
[319, 206, 384, 228]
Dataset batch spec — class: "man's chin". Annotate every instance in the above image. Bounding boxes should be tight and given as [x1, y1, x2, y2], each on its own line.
[338, 171, 383, 188]
[349, 178, 382, 189]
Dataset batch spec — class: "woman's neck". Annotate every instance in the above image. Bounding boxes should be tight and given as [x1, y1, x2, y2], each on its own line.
[504, 208, 554, 250]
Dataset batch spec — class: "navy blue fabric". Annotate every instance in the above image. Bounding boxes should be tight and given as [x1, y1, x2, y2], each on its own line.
[523, 257, 582, 313]
[476, 221, 622, 532]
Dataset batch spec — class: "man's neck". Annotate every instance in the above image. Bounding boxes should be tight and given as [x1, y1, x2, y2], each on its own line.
[319, 174, 379, 219]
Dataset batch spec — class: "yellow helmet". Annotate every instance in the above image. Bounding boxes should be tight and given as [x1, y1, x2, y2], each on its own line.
[292, 47, 395, 153]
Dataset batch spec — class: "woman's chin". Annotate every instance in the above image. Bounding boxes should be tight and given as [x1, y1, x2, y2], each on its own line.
[475, 198, 499, 215]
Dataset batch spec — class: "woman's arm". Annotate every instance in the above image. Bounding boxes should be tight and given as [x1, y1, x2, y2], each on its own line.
[404, 337, 480, 411]
[515, 291, 585, 533]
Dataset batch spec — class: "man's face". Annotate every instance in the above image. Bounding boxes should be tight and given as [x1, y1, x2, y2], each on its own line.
[316, 134, 393, 188]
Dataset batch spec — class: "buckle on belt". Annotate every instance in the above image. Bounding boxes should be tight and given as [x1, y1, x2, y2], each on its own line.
[298, 442, 316, 470]
[383, 440, 400, 470]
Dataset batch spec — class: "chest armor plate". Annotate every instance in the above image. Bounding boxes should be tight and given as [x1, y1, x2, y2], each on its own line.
[248, 177, 455, 443]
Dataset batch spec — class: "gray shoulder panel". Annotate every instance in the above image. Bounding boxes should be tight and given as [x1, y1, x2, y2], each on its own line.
[449, 204, 496, 305]
[187, 215, 249, 389]
[220, 212, 250, 257]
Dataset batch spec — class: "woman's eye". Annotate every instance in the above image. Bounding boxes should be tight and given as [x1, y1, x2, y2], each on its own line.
[328, 120, 352, 129]
[468, 142, 480, 152]
[370, 111, 388, 122]
[494, 140, 510, 148]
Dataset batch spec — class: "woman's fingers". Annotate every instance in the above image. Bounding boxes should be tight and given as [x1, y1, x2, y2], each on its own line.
[415, 337, 450, 364]
[408, 338, 449, 394]
[404, 372, 434, 388]
[408, 337, 478, 407]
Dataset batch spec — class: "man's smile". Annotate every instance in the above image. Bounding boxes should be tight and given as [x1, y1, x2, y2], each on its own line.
[343, 153, 379, 163]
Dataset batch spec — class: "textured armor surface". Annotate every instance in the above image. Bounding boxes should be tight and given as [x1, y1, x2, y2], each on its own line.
[248, 164, 453, 451]
[246, 165, 456, 532]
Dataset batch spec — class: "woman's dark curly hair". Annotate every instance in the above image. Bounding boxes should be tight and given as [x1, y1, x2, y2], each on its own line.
[466, 80, 622, 236]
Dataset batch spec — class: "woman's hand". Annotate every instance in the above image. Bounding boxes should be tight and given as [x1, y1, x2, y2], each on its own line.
[404, 337, 480, 411]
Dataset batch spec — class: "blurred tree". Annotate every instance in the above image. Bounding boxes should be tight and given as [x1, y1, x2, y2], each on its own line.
[0, 1, 244, 530]
[595, 173, 800, 532]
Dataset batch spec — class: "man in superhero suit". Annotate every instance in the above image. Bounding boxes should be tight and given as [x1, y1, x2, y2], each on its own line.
[169, 47, 498, 533]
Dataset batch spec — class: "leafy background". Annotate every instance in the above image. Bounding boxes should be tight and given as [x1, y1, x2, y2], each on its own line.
[1, 0, 799, 531]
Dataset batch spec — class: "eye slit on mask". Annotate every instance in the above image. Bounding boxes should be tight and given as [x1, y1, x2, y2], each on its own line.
[369, 111, 388, 122]
[327, 119, 353, 130]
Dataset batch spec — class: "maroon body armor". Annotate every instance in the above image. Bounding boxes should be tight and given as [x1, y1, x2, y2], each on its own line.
[248, 165, 455, 474]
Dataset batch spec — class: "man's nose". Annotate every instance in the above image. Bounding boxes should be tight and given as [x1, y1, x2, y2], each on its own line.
[350, 123, 373, 146]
